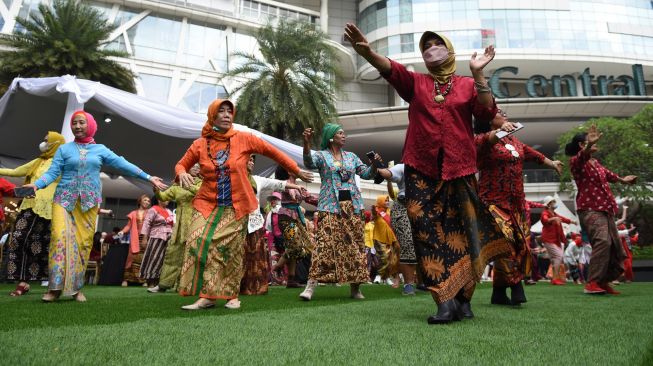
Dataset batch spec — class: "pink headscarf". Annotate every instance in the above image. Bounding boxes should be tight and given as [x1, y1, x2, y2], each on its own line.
[71, 110, 97, 144]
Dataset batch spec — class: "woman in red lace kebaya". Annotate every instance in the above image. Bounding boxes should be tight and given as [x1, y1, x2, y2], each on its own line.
[566, 125, 637, 295]
[345, 23, 513, 324]
[475, 108, 563, 305]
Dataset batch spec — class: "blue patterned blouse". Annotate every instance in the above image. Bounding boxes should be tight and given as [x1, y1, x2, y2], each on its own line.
[35, 142, 151, 212]
[304, 150, 374, 214]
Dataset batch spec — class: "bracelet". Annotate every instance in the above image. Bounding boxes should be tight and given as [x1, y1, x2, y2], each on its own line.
[474, 81, 491, 93]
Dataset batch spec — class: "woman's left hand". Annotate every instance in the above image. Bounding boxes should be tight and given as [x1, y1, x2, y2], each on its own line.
[297, 169, 314, 183]
[149, 176, 168, 191]
[470, 45, 495, 72]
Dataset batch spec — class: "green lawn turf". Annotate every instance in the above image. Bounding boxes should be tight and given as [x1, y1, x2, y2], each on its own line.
[1, 282, 652, 365]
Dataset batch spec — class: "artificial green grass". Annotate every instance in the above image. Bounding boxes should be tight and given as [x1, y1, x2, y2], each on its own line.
[1, 282, 652, 365]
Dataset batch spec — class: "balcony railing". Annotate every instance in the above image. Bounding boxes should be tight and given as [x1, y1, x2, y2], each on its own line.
[524, 169, 560, 183]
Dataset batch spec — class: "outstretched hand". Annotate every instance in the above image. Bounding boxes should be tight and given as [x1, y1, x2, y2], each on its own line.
[470, 45, 495, 72]
[586, 124, 603, 146]
[344, 23, 372, 57]
[551, 160, 564, 175]
[149, 176, 168, 191]
[297, 169, 314, 183]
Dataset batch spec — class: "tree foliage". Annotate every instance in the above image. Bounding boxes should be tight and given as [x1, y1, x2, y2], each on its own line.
[555, 104, 653, 201]
[220, 20, 339, 141]
[0, 0, 135, 93]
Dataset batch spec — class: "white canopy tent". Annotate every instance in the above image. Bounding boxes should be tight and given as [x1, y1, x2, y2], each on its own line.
[0, 75, 306, 187]
[530, 193, 581, 235]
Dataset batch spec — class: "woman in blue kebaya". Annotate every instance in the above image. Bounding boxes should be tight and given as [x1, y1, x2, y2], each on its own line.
[24, 110, 167, 302]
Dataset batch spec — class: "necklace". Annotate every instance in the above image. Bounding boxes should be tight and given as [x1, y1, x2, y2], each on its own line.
[206, 140, 230, 168]
[75, 143, 88, 158]
[432, 78, 453, 103]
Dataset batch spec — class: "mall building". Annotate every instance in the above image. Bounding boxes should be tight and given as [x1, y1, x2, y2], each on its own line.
[0, 0, 651, 230]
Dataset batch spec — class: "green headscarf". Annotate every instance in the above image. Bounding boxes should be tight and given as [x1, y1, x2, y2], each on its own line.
[320, 123, 343, 150]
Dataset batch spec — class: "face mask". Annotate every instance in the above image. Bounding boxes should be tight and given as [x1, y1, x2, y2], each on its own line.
[422, 45, 450, 68]
[552, 204, 558, 210]
[39, 141, 49, 152]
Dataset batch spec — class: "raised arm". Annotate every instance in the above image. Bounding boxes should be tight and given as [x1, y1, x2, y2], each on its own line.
[469, 45, 496, 108]
[344, 23, 390, 74]
[249, 134, 313, 183]
[176, 141, 201, 189]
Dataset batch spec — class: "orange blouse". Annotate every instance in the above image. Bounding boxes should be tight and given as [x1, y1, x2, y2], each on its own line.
[175, 131, 299, 220]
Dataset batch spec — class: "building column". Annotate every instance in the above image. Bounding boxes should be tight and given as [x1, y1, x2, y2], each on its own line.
[320, 0, 328, 31]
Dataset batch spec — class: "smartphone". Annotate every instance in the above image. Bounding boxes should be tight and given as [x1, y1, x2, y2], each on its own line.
[13, 186, 35, 198]
[496, 122, 524, 139]
[366, 151, 376, 160]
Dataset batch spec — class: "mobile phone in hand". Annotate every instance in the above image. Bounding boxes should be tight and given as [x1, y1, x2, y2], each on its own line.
[366, 151, 376, 160]
[14, 186, 35, 198]
[496, 123, 524, 139]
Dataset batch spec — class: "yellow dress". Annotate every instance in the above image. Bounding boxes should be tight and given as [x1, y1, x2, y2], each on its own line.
[0, 158, 59, 220]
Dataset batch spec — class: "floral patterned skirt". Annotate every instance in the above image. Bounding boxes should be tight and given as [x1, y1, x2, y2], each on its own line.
[178, 207, 246, 300]
[49, 202, 98, 295]
[405, 166, 512, 304]
[5, 208, 50, 281]
[390, 200, 417, 264]
[308, 201, 368, 284]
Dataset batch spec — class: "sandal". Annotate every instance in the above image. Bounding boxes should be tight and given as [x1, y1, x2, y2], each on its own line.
[9, 283, 30, 297]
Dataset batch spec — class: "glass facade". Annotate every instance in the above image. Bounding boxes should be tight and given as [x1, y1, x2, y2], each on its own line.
[240, 0, 319, 25]
[359, 0, 653, 56]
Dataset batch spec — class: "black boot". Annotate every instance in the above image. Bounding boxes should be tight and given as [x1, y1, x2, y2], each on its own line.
[491, 286, 511, 305]
[427, 299, 462, 324]
[510, 282, 527, 305]
[457, 298, 474, 319]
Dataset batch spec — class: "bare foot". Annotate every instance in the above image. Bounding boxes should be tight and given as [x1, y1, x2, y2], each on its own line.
[73, 292, 87, 302]
[42, 290, 61, 302]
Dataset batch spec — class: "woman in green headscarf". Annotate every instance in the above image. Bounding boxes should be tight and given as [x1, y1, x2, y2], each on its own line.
[300, 124, 381, 301]
[345, 23, 513, 325]
[0, 131, 65, 296]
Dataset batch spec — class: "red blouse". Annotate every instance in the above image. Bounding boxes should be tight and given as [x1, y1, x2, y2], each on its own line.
[540, 209, 571, 246]
[570, 150, 620, 215]
[475, 134, 546, 213]
[524, 200, 546, 226]
[381, 59, 497, 180]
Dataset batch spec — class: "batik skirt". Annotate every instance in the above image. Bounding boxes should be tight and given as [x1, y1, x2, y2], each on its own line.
[123, 251, 144, 284]
[308, 201, 368, 284]
[278, 207, 312, 260]
[390, 200, 417, 264]
[486, 205, 532, 288]
[404, 166, 512, 304]
[49, 201, 98, 295]
[178, 207, 246, 300]
[5, 208, 50, 281]
[579, 210, 626, 284]
[139, 237, 170, 281]
[240, 228, 269, 295]
[374, 239, 400, 278]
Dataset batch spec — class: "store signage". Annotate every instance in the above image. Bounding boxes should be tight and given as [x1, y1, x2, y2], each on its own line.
[488, 64, 647, 99]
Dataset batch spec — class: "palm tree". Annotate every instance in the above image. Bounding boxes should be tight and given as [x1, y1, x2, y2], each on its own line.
[221, 20, 339, 141]
[0, 0, 135, 93]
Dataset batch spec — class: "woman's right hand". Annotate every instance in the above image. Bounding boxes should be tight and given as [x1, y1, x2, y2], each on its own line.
[344, 23, 371, 57]
[22, 184, 38, 197]
[587, 124, 602, 146]
[178, 172, 195, 188]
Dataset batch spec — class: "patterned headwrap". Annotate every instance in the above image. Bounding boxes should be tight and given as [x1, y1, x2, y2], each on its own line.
[320, 123, 343, 150]
[419, 31, 456, 84]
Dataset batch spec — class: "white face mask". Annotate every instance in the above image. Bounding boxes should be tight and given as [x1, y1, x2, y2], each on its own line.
[39, 141, 49, 152]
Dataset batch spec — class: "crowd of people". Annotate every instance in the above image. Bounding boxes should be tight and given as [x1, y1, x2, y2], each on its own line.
[0, 24, 641, 324]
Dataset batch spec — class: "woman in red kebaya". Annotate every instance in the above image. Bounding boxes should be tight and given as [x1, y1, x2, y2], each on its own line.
[566, 125, 637, 295]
